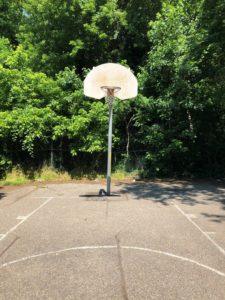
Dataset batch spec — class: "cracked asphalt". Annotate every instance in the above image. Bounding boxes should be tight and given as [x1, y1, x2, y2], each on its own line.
[0, 181, 225, 299]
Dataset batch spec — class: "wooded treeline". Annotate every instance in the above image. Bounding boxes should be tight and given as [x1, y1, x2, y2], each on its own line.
[0, 0, 225, 178]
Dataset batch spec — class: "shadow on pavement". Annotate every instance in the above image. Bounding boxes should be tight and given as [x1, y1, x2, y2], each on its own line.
[201, 213, 225, 223]
[116, 181, 225, 222]
[79, 194, 120, 198]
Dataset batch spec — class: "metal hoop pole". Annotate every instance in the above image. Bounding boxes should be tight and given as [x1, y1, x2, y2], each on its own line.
[106, 96, 114, 195]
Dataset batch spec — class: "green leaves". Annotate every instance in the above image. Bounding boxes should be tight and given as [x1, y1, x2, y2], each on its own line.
[0, 0, 23, 44]
[0, 66, 63, 110]
[0, 108, 58, 155]
[0, 0, 224, 178]
[18, 0, 129, 75]
[0, 156, 11, 179]
[67, 101, 108, 155]
[0, 38, 13, 64]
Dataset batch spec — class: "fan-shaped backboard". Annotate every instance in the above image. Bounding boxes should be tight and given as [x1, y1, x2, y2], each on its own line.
[84, 63, 138, 100]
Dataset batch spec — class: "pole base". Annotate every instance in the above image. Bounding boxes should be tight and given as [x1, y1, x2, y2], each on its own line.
[99, 189, 121, 197]
[99, 189, 108, 196]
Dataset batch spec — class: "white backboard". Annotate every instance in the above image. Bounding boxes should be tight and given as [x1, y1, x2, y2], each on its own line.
[84, 63, 138, 100]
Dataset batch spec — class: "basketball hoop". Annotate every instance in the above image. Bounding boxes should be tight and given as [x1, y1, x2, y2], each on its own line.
[84, 63, 138, 195]
[101, 86, 121, 105]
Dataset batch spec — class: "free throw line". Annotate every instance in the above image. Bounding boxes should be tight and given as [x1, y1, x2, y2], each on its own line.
[0, 197, 53, 242]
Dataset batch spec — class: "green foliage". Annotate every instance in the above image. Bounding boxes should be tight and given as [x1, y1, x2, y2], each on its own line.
[0, 0, 224, 180]
[67, 101, 108, 155]
[19, 0, 128, 74]
[139, 0, 225, 177]
[122, 0, 161, 69]
[0, 156, 11, 179]
[137, 1, 201, 176]
[0, 67, 63, 110]
[0, 107, 58, 154]
[0, 38, 13, 63]
[0, 0, 23, 43]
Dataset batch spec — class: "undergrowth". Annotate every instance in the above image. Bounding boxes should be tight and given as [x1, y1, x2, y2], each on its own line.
[0, 166, 138, 186]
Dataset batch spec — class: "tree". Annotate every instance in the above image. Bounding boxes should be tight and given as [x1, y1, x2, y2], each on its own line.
[138, 0, 203, 176]
[0, 0, 225, 178]
[19, 0, 127, 75]
[120, 0, 161, 70]
[184, 0, 225, 175]
[0, 0, 23, 44]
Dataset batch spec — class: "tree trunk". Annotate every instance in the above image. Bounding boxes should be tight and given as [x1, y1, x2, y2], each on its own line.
[59, 138, 63, 170]
[125, 116, 134, 159]
[50, 141, 54, 169]
[187, 109, 194, 132]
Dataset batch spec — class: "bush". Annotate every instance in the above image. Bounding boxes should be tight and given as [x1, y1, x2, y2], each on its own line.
[0, 156, 11, 179]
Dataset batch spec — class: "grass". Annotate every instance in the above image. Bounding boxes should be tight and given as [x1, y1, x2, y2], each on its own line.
[0, 167, 70, 186]
[38, 167, 71, 182]
[111, 169, 138, 180]
[0, 167, 139, 186]
[0, 169, 30, 186]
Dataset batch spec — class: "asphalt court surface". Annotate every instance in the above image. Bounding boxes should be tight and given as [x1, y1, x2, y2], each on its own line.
[0, 181, 225, 299]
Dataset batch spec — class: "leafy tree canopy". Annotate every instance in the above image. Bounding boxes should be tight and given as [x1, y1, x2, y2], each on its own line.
[0, 0, 224, 178]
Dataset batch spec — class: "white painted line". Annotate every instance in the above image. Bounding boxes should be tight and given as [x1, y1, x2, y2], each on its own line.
[16, 216, 28, 220]
[0, 197, 53, 242]
[122, 246, 225, 277]
[0, 245, 224, 277]
[174, 204, 225, 256]
[186, 214, 197, 219]
[0, 246, 117, 269]
[0, 234, 5, 238]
